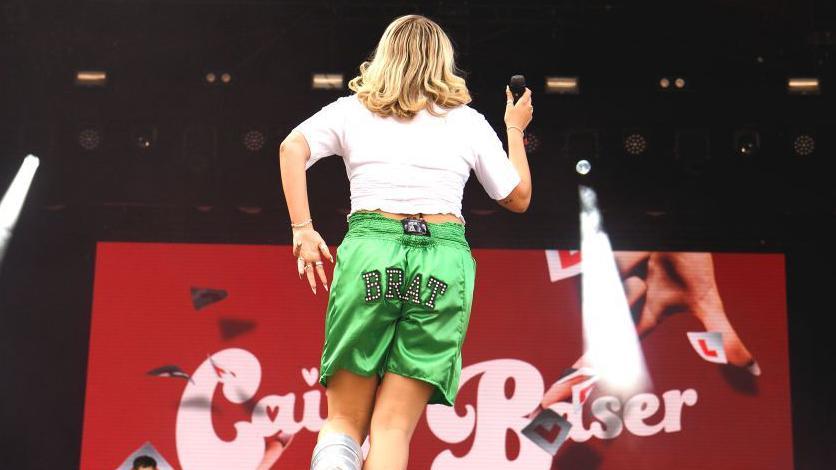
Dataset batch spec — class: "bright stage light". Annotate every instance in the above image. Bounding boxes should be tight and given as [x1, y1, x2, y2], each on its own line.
[660, 77, 686, 91]
[578, 185, 649, 394]
[75, 70, 108, 87]
[787, 77, 820, 95]
[545, 76, 579, 95]
[733, 129, 761, 157]
[130, 125, 158, 151]
[205, 72, 231, 85]
[312, 73, 344, 90]
[0, 155, 40, 266]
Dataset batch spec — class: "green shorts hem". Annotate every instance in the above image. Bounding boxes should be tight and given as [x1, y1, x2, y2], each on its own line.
[385, 365, 456, 407]
[319, 364, 457, 407]
[319, 362, 383, 389]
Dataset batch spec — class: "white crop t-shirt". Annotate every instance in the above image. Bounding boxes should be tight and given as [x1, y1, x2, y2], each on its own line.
[292, 94, 521, 221]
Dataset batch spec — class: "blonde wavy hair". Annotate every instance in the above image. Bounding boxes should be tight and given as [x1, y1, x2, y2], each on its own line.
[348, 14, 472, 120]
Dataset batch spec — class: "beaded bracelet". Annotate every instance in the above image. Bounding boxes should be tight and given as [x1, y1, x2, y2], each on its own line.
[290, 218, 312, 228]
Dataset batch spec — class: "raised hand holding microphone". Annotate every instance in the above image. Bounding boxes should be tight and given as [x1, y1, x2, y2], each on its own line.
[509, 74, 526, 103]
[497, 75, 534, 212]
[505, 75, 533, 137]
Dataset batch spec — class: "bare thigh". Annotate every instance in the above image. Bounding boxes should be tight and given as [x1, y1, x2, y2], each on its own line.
[370, 373, 434, 438]
[323, 369, 380, 443]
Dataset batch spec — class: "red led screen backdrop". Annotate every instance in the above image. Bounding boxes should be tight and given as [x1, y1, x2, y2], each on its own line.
[80, 242, 792, 469]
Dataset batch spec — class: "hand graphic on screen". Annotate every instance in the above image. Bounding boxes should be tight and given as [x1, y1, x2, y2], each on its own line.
[255, 431, 294, 470]
[537, 252, 758, 412]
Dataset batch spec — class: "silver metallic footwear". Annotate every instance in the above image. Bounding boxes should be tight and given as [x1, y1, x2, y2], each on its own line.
[310, 432, 363, 470]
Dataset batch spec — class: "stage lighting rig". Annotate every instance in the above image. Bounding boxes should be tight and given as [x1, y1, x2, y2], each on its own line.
[623, 131, 649, 156]
[787, 77, 820, 95]
[205, 72, 232, 85]
[733, 129, 761, 157]
[523, 130, 540, 153]
[242, 129, 266, 152]
[130, 125, 158, 151]
[659, 76, 687, 91]
[312, 73, 344, 90]
[78, 126, 102, 151]
[75, 70, 107, 87]
[545, 76, 579, 95]
[792, 132, 816, 157]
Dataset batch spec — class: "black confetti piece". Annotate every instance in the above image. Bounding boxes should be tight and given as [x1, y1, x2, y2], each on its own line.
[218, 317, 257, 340]
[191, 287, 228, 310]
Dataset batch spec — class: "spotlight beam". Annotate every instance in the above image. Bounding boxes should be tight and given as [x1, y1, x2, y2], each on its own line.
[578, 184, 649, 394]
[0, 155, 40, 267]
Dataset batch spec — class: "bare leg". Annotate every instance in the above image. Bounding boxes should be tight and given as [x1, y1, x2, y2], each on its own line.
[363, 373, 434, 470]
[318, 369, 379, 445]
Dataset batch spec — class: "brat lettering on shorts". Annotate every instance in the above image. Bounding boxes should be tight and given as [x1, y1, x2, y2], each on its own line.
[362, 268, 449, 309]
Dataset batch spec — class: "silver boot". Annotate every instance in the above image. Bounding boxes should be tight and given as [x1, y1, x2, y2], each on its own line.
[310, 432, 363, 470]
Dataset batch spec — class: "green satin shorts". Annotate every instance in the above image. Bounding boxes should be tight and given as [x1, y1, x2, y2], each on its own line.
[319, 212, 477, 406]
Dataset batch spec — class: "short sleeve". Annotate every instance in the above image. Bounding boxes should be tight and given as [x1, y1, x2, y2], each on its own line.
[470, 113, 521, 200]
[292, 96, 349, 170]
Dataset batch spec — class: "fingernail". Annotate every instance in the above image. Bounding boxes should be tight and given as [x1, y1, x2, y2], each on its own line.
[323, 283, 329, 292]
[746, 361, 761, 376]
[311, 286, 317, 294]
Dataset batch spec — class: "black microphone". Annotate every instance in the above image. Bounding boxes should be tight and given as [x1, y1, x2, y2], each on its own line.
[509, 75, 526, 104]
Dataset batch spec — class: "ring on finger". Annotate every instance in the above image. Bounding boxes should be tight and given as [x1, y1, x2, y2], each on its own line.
[304, 264, 313, 270]
[315, 261, 324, 266]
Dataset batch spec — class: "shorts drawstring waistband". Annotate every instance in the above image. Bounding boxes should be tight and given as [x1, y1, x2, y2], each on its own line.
[344, 212, 469, 250]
